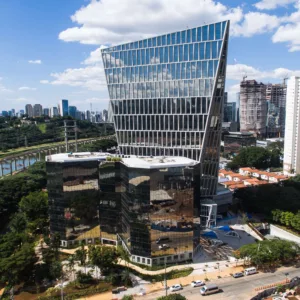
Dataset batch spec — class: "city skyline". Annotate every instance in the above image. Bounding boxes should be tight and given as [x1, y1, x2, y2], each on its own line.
[1, 0, 300, 111]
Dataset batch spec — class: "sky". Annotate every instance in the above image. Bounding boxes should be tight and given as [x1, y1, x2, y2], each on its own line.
[1, 0, 300, 112]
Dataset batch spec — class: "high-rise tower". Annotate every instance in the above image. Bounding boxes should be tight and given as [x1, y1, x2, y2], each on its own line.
[102, 21, 229, 197]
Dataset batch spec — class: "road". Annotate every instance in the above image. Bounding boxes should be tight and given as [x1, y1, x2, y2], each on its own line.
[142, 267, 300, 300]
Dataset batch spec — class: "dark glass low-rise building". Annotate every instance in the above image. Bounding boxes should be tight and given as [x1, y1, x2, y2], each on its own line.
[46, 152, 110, 247]
[224, 132, 256, 156]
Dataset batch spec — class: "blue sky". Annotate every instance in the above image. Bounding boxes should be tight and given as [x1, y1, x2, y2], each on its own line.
[1, 0, 300, 112]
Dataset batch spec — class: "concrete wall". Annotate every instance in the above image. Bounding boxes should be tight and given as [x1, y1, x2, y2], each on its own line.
[270, 224, 300, 244]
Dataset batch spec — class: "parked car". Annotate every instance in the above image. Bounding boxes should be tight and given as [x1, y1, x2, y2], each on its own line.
[232, 272, 244, 278]
[244, 267, 257, 276]
[191, 280, 205, 287]
[159, 244, 169, 250]
[170, 284, 182, 292]
[200, 284, 220, 296]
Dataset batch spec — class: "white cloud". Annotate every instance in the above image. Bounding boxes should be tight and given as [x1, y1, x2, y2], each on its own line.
[18, 86, 37, 91]
[28, 60, 42, 64]
[48, 65, 106, 91]
[227, 63, 300, 81]
[82, 45, 107, 65]
[59, 0, 246, 45]
[254, 0, 297, 10]
[272, 22, 300, 52]
[232, 12, 281, 37]
[40, 80, 49, 84]
[16, 97, 31, 102]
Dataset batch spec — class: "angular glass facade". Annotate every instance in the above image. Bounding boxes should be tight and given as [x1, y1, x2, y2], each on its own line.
[47, 160, 101, 247]
[102, 21, 229, 198]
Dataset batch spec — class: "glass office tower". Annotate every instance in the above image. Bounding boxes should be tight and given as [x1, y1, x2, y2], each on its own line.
[102, 21, 229, 197]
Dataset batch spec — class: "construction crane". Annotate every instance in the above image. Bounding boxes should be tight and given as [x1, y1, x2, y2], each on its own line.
[283, 77, 288, 86]
[243, 75, 247, 82]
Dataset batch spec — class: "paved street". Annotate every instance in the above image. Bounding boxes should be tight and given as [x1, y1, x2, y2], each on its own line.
[141, 267, 300, 300]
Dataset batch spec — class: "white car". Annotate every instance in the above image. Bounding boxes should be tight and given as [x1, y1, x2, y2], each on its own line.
[159, 244, 169, 250]
[170, 284, 182, 292]
[191, 280, 205, 287]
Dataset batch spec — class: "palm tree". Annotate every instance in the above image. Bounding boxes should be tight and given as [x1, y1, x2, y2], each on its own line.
[67, 255, 76, 281]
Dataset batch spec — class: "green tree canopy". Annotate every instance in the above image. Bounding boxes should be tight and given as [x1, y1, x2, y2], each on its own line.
[227, 146, 281, 170]
[157, 294, 186, 300]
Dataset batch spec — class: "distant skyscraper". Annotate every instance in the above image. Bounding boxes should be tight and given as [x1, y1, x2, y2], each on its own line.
[25, 104, 33, 117]
[1, 111, 8, 117]
[236, 92, 240, 126]
[50, 107, 59, 117]
[85, 110, 91, 121]
[240, 80, 267, 137]
[76, 110, 82, 120]
[102, 109, 108, 122]
[68, 106, 77, 118]
[223, 102, 237, 122]
[11, 109, 15, 116]
[43, 108, 50, 116]
[60, 99, 69, 116]
[33, 104, 43, 117]
[103, 21, 229, 183]
[283, 76, 300, 174]
[19, 109, 25, 116]
[266, 83, 286, 137]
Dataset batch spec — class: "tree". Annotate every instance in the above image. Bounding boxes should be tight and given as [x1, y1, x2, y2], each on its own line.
[49, 261, 63, 280]
[291, 212, 300, 231]
[67, 255, 76, 281]
[9, 212, 27, 233]
[227, 147, 274, 170]
[75, 243, 87, 273]
[88, 245, 119, 275]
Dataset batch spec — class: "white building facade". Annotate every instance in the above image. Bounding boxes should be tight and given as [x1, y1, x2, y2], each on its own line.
[283, 76, 300, 174]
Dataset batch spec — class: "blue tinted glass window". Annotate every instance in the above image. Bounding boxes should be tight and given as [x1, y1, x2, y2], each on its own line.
[194, 43, 199, 60]
[152, 37, 157, 47]
[181, 30, 186, 43]
[122, 44, 125, 50]
[186, 62, 191, 79]
[146, 49, 150, 64]
[209, 24, 215, 40]
[139, 40, 143, 48]
[202, 26, 208, 41]
[199, 43, 205, 59]
[189, 44, 193, 61]
[171, 64, 176, 79]
[128, 50, 132, 65]
[131, 67, 135, 81]
[205, 43, 211, 59]
[150, 48, 154, 64]
[117, 45, 121, 51]
[176, 63, 181, 79]
[218, 41, 222, 56]
[120, 52, 124, 66]
[160, 47, 164, 62]
[155, 47, 159, 62]
[197, 27, 202, 41]
[214, 60, 219, 74]
[174, 45, 179, 62]
[192, 28, 196, 42]
[125, 44, 129, 50]
[157, 36, 162, 46]
[139, 66, 143, 81]
[208, 60, 214, 77]
[177, 32, 181, 44]
[134, 41, 138, 49]
[110, 53, 115, 67]
[187, 29, 191, 43]
[191, 62, 196, 78]
[169, 46, 174, 62]
[153, 65, 157, 80]
[162, 35, 166, 45]
[132, 51, 136, 65]
[196, 61, 201, 78]
[215, 23, 221, 39]
[130, 43, 134, 49]
[164, 46, 169, 63]
[184, 44, 189, 61]
[115, 52, 120, 67]
[212, 42, 218, 59]
[148, 39, 152, 47]
[171, 33, 176, 44]
[143, 40, 147, 48]
[222, 21, 227, 37]
[167, 34, 171, 45]
[126, 68, 130, 82]
[181, 62, 186, 79]
[141, 49, 145, 64]
[202, 61, 207, 77]
[124, 52, 128, 65]
[179, 45, 184, 61]
[157, 65, 162, 80]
